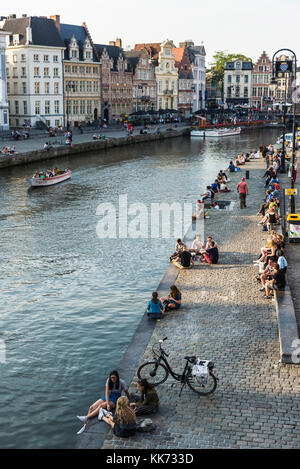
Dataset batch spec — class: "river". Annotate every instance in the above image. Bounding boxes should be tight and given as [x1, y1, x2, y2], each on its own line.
[0, 128, 281, 448]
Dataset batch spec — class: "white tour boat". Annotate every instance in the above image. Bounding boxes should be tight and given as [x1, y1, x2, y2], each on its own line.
[29, 170, 72, 187]
[191, 127, 242, 138]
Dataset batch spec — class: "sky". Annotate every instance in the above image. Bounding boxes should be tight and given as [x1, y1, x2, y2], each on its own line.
[2, 0, 300, 66]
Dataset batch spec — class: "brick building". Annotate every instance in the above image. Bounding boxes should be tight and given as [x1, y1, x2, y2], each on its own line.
[252, 51, 273, 110]
[124, 48, 156, 112]
[173, 46, 193, 117]
[95, 39, 132, 122]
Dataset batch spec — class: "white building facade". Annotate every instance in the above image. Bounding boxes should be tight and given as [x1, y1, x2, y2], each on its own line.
[2, 15, 65, 128]
[155, 40, 178, 110]
[0, 30, 9, 130]
[224, 59, 253, 109]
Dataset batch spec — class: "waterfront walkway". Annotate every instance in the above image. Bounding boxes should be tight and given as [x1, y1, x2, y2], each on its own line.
[100, 157, 300, 449]
[0, 123, 189, 154]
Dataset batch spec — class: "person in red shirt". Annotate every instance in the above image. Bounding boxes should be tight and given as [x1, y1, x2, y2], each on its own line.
[237, 177, 248, 209]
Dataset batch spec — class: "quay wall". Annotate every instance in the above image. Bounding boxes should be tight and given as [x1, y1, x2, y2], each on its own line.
[0, 129, 189, 169]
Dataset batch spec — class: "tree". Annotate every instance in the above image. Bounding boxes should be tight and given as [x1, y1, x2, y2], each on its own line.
[208, 51, 253, 87]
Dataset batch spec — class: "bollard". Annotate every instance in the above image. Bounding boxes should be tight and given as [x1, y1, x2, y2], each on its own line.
[245, 170, 249, 179]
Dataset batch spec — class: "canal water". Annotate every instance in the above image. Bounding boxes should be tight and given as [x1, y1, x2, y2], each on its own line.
[0, 129, 281, 448]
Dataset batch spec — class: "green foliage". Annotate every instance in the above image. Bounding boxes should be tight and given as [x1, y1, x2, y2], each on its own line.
[208, 51, 253, 86]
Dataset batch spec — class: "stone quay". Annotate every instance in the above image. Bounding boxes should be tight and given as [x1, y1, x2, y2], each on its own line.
[78, 154, 300, 449]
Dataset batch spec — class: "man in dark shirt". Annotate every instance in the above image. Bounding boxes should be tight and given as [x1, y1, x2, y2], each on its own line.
[203, 241, 219, 264]
[172, 246, 194, 269]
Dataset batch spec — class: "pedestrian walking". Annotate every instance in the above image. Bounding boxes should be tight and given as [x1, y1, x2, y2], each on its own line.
[237, 176, 248, 209]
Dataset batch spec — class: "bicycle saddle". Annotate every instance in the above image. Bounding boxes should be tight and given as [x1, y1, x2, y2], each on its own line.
[184, 356, 196, 363]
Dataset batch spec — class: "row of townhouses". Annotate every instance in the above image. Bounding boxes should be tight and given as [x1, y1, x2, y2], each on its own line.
[0, 14, 206, 130]
[208, 51, 296, 110]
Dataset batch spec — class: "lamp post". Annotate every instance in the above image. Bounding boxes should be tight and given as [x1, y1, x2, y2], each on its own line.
[65, 81, 75, 130]
[270, 48, 297, 212]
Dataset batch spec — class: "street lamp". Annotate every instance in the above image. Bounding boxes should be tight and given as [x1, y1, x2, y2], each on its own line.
[271, 48, 297, 213]
[65, 81, 75, 130]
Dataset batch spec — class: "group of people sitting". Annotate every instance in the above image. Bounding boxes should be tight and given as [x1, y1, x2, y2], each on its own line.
[92, 134, 109, 141]
[77, 370, 159, 438]
[33, 168, 68, 179]
[200, 170, 232, 205]
[170, 236, 219, 269]
[1, 146, 18, 156]
[11, 129, 30, 140]
[253, 142, 287, 299]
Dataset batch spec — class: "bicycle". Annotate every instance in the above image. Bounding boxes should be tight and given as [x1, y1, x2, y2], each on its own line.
[137, 337, 218, 397]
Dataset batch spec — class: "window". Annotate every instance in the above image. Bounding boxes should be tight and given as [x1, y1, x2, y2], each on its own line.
[93, 81, 98, 92]
[54, 82, 59, 94]
[80, 100, 86, 114]
[65, 65, 71, 73]
[45, 100, 50, 114]
[23, 101, 27, 114]
[43, 55, 49, 62]
[72, 50, 78, 58]
[54, 100, 60, 114]
[53, 68, 59, 77]
[85, 51, 92, 59]
[86, 81, 92, 92]
[14, 101, 19, 114]
[244, 87, 248, 97]
[236, 75, 240, 83]
[227, 86, 232, 97]
[44, 67, 49, 77]
[227, 75, 232, 83]
[21, 54, 26, 62]
[86, 66, 91, 74]
[7, 82, 10, 93]
[34, 54, 39, 62]
[80, 66, 84, 73]
[235, 86, 240, 97]
[87, 100, 92, 114]
[22, 82, 27, 94]
[46, 120, 50, 127]
[34, 67, 39, 77]
[264, 75, 269, 84]
[34, 82, 40, 94]
[252, 87, 257, 97]
[244, 75, 248, 83]
[73, 100, 78, 114]
[35, 101, 40, 114]
[80, 81, 85, 92]
[13, 82, 18, 94]
[21, 67, 26, 77]
[13, 54, 17, 63]
[13, 67, 18, 77]
[93, 67, 98, 74]
[45, 82, 50, 94]
[236, 62, 241, 70]
[53, 55, 58, 62]
[71, 66, 77, 73]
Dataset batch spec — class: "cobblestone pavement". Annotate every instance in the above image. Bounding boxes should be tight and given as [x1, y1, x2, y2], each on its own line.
[100, 157, 300, 449]
[281, 150, 300, 336]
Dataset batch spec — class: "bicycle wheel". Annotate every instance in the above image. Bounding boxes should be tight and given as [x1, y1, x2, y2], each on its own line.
[137, 361, 169, 386]
[187, 371, 217, 395]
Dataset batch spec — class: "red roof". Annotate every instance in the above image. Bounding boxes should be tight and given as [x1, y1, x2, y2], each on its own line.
[134, 43, 161, 59]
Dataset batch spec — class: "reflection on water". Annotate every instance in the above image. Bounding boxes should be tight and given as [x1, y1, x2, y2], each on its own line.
[0, 129, 281, 448]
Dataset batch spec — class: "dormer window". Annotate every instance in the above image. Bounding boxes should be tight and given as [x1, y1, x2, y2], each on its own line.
[69, 35, 79, 61]
[236, 62, 241, 70]
[13, 34, 19, 45]
[83, 38, 92, 61]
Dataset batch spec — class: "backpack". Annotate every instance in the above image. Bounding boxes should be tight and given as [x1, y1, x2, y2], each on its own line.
[136, 418, 156, 433]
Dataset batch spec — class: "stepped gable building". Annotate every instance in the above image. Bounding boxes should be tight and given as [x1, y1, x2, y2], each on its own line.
[124, 48, 156, 112]
[1, 14, 65, 128]
[56, 16, 101, 126]
[0, 30, 10, 130]
[224, 59, 253, 109]
[95, 39, 132, 122]
[173, 46, 193, 117]
[181, 41, 206, 111]
[252, 51, 273, 110]
[135, 40, 178, 111]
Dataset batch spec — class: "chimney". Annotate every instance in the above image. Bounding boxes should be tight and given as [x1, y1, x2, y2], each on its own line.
[115, 38, 122, 48]
[25, 26, 32, 44]
[50, 14, 60, 32]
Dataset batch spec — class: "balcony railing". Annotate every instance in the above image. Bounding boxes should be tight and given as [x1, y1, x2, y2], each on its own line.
[163, 89, 173, 95]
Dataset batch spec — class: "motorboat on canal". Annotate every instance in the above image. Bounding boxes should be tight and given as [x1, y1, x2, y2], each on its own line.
[29, 169, 72, 187]
[191, 127, 242, 138]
